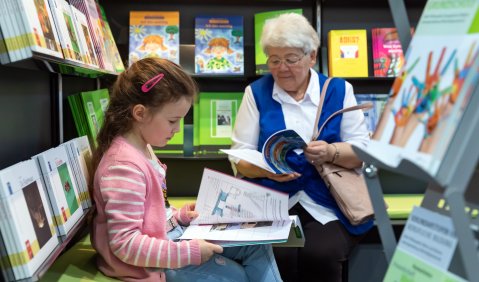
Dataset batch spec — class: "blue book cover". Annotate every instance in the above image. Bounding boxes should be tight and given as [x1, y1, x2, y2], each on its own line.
[194, 15, 244, 75]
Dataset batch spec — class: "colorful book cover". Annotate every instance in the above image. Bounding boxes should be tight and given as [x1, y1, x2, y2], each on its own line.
[98, 4, 124, 73]
[47, 0, 83, 63]
[33, 146, 84, 236]
[194, 16, 244, 75]
[328, 29, 368, 77]
[355, 94, 389, 136]
[366, 0, 479, 177]
[16, 0, 63, 59]
[254, 9, 303, 75]
[129, 11, 180, 66]
[372, 27, 407, 77]
[70, 5, 99, 67]
[198, 92, 243, 154]
[0, 160, 59, 280]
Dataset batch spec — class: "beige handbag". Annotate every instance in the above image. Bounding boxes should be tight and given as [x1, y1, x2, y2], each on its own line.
[312, 78, 374, 226]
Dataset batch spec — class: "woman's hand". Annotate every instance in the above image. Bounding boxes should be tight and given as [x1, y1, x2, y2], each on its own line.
[304, 140, 334, 165]
[198, 240, 223, 263]
[236, 160, 300, 182]
[265, 171, 301, 182]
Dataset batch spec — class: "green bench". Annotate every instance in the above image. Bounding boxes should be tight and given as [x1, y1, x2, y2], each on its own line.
[42, 195, 422, 281]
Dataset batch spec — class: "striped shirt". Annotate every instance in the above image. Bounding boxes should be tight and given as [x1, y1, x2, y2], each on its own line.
[92, 137, 201, 282]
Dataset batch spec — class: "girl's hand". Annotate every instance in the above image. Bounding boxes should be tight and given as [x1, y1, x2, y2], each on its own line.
[182, 203, 199, 220]
[198, 240, 223, 264]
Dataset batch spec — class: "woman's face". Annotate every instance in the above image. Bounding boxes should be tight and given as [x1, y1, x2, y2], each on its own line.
[266, 47, 316, 93]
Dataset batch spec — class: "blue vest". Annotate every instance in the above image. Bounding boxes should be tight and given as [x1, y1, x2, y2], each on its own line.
[248, 73, 373, 235]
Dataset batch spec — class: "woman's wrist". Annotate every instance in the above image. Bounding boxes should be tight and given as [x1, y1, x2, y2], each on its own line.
[329, 143, 340, 164]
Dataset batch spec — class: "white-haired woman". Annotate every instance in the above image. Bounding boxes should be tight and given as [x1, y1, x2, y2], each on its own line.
[230, 13, 373, 281]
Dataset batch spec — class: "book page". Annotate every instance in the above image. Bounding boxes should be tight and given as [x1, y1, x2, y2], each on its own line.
[191, 168, 289, 225]
[220, 149, 274, 173]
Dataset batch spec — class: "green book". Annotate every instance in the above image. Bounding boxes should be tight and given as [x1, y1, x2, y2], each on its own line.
[254, 9, 303, 75]
[79, 89, 110, 147]
[197, 92, 243, 154]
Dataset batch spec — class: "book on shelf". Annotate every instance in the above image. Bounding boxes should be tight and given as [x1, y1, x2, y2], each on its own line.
[0, 159, 60, 280]
[197, 92, 243, 154]
[62, 136, 93, 209]
[98, 4, 124, 73]
[33, 146, 84, 237]
[70, 4, 99, 68]
[328, 29, 368, 77]
[179, 168, 304, 247]
[221, 129, 309, 174]
[68, 88, 110, 148]
[254, 9, 303, 75]
[194, 15, 244, 75]
[0, 0, 64, 63]
[372, 27, 409, 77]
[355, 94, 389, 137]
[47, 0, 84, 64]
[129, 11, 180, 66]
[363, 0, 479, 178]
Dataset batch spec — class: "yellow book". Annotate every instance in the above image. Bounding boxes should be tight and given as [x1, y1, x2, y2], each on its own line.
[328, 29, 368, 77]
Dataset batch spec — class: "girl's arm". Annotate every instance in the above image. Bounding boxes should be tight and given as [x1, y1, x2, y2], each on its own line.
[98, 161, 202, 268]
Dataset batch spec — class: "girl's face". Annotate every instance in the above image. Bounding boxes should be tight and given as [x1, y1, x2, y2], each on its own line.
[141, 97, 191, 147]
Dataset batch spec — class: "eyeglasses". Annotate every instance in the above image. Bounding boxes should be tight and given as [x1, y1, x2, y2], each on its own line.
[266, 53, 306, 68]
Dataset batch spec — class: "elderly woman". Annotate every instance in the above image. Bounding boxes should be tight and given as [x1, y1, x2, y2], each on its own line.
[230, 13, 373, 281]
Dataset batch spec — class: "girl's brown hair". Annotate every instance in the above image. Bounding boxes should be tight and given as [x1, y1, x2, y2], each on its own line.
[89, 58, 197, 201]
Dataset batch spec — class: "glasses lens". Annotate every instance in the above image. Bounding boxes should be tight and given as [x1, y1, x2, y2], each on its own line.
[284, 55, 302, 66]
[267, 57, 281, 68]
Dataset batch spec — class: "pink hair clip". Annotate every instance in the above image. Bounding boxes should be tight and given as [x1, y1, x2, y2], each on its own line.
[141, 73, 165, 93]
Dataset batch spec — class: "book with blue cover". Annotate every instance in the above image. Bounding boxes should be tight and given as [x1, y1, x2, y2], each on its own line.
[194, 15, 244, 75]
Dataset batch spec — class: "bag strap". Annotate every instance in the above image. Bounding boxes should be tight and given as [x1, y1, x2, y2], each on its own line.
[312, 78, 373, 141]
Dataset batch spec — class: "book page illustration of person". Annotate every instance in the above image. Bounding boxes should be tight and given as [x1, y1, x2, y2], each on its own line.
[203, 37, 234, 72]
[34, 0, 57, 51]
[137, 34, 168, 59]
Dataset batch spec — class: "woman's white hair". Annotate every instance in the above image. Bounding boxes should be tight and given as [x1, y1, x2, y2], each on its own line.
[260, 13, 320, 56]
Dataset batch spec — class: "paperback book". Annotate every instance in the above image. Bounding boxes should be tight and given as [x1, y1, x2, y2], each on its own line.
[328, 29, 368, 77]
[33, 146, 84, 236]
[254, 9, 303, 75]
[70, 5, 99, 67]
[0, 160, 59, 280]
[197, 92, 243, 154]
[365, 0, 479, 177]
[179, 168, 303, 247]
[194, 15, 244, 75]
[372, 27, 407, 77]
[129, 11, 180, 66]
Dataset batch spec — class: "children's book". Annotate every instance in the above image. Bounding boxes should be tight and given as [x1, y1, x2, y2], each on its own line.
[355, 94, 389, 136]
[328, 29, 368, 77]
[98, 4, 124, 73]
[70, 5, 99, 67]
[221, 129, 308, 174]
[47, 0, 83, 63]
[365, 0, 479, 177]
[372, 27, 407, 77]
[254, 9, 303, 75]
[129, 11, 180, 66]
[0, 160, 59, 280]
[194, 15, 244, 75]
[197, 92, 243, 154]
[179, 168, 304, 247]
[33, 146, 84, 237]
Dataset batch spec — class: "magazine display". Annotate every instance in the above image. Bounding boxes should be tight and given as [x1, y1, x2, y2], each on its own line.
[179, 169, 303, 247]
[0, 160, 59, 280]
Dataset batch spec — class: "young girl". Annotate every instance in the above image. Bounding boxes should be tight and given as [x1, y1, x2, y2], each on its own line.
[90, 58, 282, 282]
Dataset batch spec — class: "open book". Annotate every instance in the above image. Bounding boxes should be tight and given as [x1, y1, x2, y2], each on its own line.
[221, 129, 306, 174]
[179, 168, 304, 247]
[358, 0, 479, 178]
